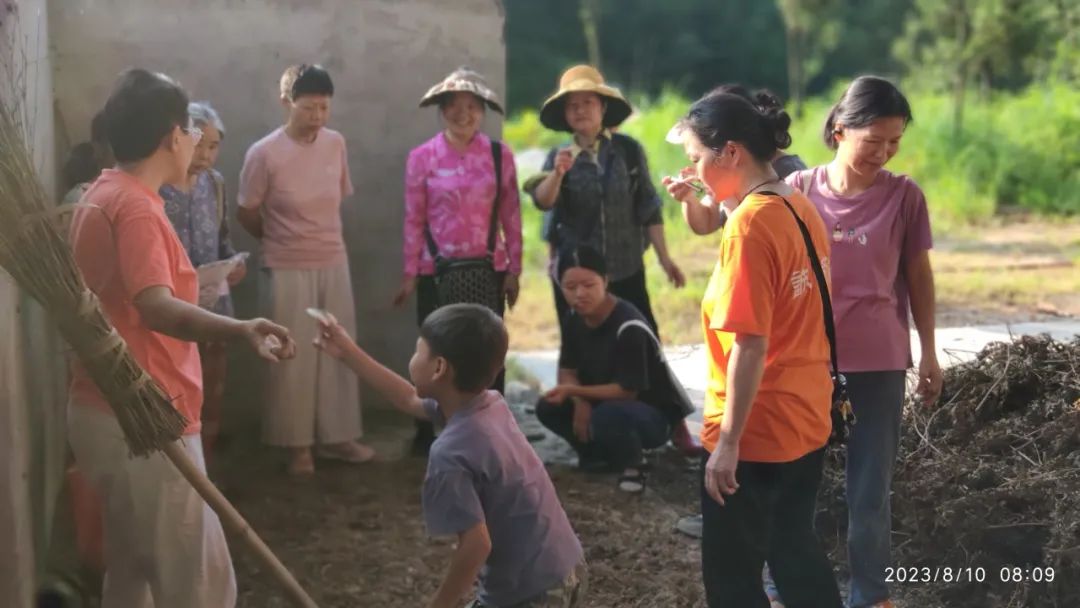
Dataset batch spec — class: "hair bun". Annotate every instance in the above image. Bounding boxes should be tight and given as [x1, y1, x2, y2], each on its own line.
[748, 89, 792, 150]
[761, 108, 793, 150]
[751, 89, 783, 113]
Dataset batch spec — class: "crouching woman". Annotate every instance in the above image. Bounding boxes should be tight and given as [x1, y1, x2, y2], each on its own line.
[536, 245, 693, 493]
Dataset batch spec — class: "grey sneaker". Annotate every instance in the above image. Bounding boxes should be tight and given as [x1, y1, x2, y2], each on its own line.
[675, 514, 703, 539]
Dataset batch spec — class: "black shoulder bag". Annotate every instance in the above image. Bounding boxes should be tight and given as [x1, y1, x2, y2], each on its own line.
[761, 191, 856, 445]
[424, 140, 504, 312]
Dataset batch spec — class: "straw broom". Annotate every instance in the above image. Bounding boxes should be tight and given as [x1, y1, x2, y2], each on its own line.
[0, 92, 318, 608]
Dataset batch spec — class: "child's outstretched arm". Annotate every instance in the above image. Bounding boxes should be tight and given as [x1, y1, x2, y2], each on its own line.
[429, 521, 491, 608]
[314, 316, 428, 420]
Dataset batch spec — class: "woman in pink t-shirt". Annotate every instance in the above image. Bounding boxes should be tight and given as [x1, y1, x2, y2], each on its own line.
[788, 76, 943, 608]
[393, 68, 523, 454]
[238, 65, 374, 475]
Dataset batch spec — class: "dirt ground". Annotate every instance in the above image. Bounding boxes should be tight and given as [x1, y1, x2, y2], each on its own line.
[223, 438, 705, 608]
[505, 219, 1080, 350]
[179, 219, 1080, 607]
[221, 406, 902, 608]
[221, 337, 1079, 608]
[221, 394, 710, 608]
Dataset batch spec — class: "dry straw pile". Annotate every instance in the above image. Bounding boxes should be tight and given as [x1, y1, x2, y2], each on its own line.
[821, 334, 1080, 608]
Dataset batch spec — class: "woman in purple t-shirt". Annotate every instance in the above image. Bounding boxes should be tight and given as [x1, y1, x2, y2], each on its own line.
[788, 76, 943, 608]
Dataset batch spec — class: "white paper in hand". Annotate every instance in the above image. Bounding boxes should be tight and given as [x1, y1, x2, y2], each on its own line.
[196, 252, 250, 307]
[305, 308, 332, 324]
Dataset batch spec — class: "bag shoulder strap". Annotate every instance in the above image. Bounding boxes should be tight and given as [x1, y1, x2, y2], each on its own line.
[486, 139, 503, 255]
[759, 190, 839, 375]
[616, 318, 695, 416]
[797, 167, 814, 197]
[423, 139, 503, 260]
[617, 319, 662, 352]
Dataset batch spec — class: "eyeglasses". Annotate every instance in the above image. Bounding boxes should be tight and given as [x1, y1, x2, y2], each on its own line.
[183, 124, 203, 145]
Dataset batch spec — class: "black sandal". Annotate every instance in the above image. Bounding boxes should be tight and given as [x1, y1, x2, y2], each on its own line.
[618, 469, 647, 493]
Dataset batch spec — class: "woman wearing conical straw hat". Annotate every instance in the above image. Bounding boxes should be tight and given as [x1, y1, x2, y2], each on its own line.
[67, 69, 296, 607]
[393, 67, 523, 455]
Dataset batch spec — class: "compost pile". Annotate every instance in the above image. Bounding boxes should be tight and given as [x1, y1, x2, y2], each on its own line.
[872, 334, 1078, 607]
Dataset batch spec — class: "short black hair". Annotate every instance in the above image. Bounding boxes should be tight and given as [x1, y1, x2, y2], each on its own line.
[683, 92, 788, 163]
[824, 76, 913, 150]
[102, 69, 189, 163]
[419, 304, 508, 393]
[284, 64, 334, 101]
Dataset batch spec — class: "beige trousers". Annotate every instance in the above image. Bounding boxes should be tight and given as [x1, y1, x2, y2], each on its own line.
[67, 405, 236, 608]
[262, 265, 363, 447]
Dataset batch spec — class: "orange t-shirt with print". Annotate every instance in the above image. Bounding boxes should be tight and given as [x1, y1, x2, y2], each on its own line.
[700, 190, 833, 462]
[69, 169, 203, 435]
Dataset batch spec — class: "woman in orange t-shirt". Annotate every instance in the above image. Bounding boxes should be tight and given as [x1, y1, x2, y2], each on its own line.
[666, 92, 842, 607]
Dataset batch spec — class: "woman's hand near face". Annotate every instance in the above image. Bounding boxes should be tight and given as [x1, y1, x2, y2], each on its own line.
[553, 148, 575, 177]
[662, 167, 702, 205]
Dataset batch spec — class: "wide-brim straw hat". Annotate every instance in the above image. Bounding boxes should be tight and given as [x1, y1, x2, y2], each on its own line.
[540, 65, 632, 132]
[419, 67, 504, 115]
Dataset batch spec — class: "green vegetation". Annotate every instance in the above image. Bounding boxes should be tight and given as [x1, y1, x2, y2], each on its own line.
[507, 84, 1080, 229]
[500, 0, 1079, 347]
[504, 0, 1078, 119]
[501, 85, 1080, 348]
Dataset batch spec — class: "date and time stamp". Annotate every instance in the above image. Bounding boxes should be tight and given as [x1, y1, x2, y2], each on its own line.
[885, 566, 1056, 585]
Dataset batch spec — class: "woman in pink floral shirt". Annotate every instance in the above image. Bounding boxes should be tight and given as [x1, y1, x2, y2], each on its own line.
[394, 68, 523, 453]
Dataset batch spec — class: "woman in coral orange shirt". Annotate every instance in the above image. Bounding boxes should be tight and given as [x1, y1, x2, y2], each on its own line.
[666, 92, 842, 607]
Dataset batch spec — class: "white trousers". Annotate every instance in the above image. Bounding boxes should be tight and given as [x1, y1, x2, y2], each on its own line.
[67, 405, 236, 608]
[262, 265, 363, 447]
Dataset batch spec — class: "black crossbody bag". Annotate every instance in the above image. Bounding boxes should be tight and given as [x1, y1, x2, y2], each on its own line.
[761, 191, 856, 445]
[424, 140, 504, 312]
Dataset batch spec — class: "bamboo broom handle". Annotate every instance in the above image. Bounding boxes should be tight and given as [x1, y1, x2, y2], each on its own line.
[162, 442, 319, 608]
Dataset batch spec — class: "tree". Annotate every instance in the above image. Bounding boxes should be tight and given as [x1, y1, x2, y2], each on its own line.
[777, 0, 841, 117]
[815, 0, 912, 89]
[579, 0, 603, 68]
[1039, 0, 1080, 83]
[895, 0, 1058, 134]
[503, 0, 907, 116]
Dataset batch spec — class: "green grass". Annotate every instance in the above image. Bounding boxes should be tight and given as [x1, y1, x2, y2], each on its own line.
[501, 82, 1080, 348]
[509, 82, 1080, 227]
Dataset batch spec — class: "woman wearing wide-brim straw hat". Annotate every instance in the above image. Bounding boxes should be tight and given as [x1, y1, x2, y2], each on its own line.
[395, 67, 523, 455]
[528, 65, 685, 333]
[537, 65, 633, 132]
[526, 65, 698, 459]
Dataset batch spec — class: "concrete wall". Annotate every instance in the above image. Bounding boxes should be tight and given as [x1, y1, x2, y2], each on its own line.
[0, 1, 506, 599]
[1, 0, 59, 604]
[0, 277, 33, 607]
[50, 0, 507, 430]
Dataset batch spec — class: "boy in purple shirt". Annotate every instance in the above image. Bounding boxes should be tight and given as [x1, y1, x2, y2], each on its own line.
[314, 304, 586, 607]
